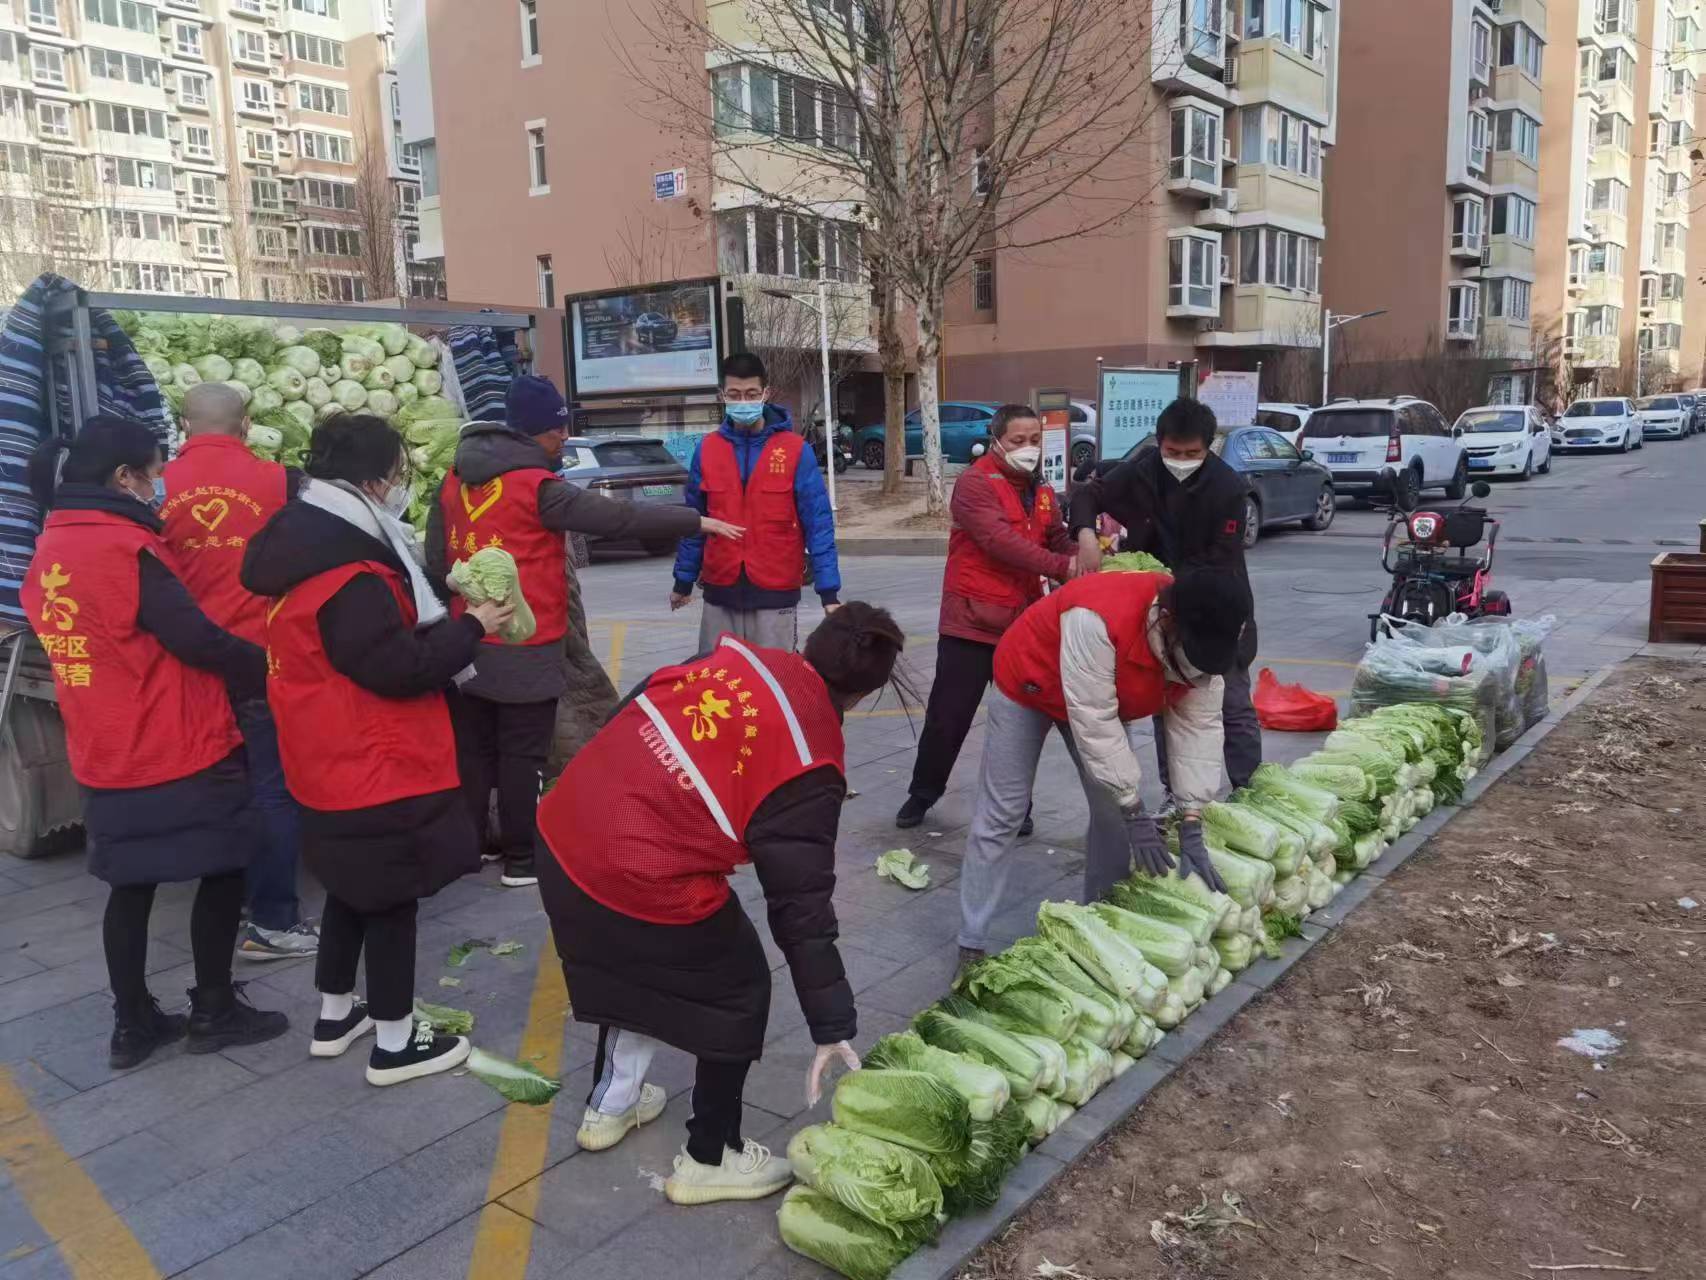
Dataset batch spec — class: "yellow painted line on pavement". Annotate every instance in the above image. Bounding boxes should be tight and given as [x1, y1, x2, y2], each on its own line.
[0, 1066, 161, 1280]
[464, 629, 619, 1280]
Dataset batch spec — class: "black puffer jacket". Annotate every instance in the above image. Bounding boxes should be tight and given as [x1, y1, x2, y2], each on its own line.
[1069, 447, 1258, 664]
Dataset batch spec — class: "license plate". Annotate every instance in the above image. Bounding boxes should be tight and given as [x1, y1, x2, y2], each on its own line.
[1328, 452, 1358, 464]
[1469, 458, 1493, 469]
[641, 484, 677, 497]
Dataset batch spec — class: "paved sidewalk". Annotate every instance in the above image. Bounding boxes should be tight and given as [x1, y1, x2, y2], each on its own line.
[0, 551, 1668, 1280]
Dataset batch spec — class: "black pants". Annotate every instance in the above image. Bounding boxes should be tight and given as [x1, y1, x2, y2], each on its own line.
[1154, 659, 1262, 795]
[908, 635, 999, 804]
[315, 893, 418, 1022]
[450, 694, 557, 868]
[103, 871, 244, 1013]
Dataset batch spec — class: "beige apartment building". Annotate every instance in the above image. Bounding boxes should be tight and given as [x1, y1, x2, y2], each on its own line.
[0, 0, 439, 306]
[1535, 0, 1706, 392]
[1325, 0, 1548, 404]
[945, 0, 1342, 402]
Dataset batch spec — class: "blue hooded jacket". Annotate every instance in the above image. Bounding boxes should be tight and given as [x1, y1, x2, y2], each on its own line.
[672, 403, 841, 611]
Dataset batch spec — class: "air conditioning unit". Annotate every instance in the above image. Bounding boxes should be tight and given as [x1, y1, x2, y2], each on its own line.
[1220, 253, 1234, 283]
[1480, 245, 1492, 267]
[1223, 54, 1239, 86]
[1218, 188, 1240, 212]
[1201, 317, 1224, 332]
[1222, 136, 1234, 162]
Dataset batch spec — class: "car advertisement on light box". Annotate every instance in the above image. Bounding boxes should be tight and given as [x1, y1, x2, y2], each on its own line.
[569, 281, 720, 396]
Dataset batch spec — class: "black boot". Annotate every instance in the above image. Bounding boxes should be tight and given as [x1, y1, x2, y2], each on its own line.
[1018, 805, 1035, 839]
[895, 795, 931, 829]
[186, 981, 289, 1054]
[109, 994, 188, 1070]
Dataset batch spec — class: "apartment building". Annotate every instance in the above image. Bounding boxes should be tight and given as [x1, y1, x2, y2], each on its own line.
[1535, 0, 1706, 392]
[0, 0, 440, 307]
[941, 0, 1341, 401]
[1324, 0, 1547, 404]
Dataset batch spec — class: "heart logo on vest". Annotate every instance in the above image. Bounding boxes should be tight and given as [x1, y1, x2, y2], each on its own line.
[191, 498, 230, 532]
[461, 478, 504, 521]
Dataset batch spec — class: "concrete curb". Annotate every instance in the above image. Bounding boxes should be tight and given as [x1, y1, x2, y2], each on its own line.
[887, 660, 1622, 1280]
[839, 536, 950, 557]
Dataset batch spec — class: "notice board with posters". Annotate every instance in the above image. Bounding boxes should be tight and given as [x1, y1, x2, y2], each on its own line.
[1197, 370, 1260, 427]
[1097, 367, 1179, 460]
[1035, 387, 1072, 490]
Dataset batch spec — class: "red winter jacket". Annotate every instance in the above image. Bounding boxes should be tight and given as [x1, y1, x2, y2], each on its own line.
[939, 454, 1073, 646]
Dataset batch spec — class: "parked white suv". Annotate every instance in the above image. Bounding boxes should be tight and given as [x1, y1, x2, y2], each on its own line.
[1255, 403, 1315, 449]
[1299, 396, 1468, 506]
[1453, 404, 1552, 480]
[1555, 397, 1642, 452]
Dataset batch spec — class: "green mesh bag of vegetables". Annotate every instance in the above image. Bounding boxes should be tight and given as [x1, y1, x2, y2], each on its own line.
[1100, 550, 1170, 574]
[448, 546, 536, 644]
[777, 1185, 932, 1280]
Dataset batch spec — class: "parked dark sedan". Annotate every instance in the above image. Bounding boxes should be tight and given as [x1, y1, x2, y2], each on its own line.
[632, 312, 679, 347]
[1121, 425, 1336, 548]
[559, 435, 691, 556]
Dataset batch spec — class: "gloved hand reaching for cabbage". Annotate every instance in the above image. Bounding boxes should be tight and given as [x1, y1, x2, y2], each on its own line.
[448, 547, 536, 644]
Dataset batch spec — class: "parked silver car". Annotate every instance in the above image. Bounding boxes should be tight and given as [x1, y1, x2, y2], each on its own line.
[559, 435, 691, 556]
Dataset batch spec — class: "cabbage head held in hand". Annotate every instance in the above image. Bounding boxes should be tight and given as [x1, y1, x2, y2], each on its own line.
[448, 547, 537, 644]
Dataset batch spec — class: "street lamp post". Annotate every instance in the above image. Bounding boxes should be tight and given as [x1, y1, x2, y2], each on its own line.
[762, 284, 838, 514]
[1321, 307, 1389, 404]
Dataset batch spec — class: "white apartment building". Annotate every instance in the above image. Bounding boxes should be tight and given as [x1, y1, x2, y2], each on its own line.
[0, 0, 441, 305]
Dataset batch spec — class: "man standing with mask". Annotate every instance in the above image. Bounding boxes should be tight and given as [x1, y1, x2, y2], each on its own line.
[1069, 397, 1261, 795]
[896, 405, 1073, 832]
[428, 375, 740, 887]
[671, 353, 841, 651]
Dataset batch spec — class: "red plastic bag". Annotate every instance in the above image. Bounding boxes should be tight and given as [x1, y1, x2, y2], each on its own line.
[1253, 667, 1339, 732]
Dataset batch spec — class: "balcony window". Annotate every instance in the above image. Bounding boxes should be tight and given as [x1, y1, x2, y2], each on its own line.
[1486, 278, 1531, 322]
[234, 29, 268, 64]
[255, 227, 287, 259]
[183, 124, 213, 159]
[239, 79, 271, 114]
[246, 129, 278, 162]
[299, 83, 352, 116]
[1181, 0, 1224, 63]
[95, 102, 167, 139]
[290, 33, 346, 69]
[1451, 196, 1484, 253]
[179, 72, 208, 107]
[249, 176, 281, 211]
[89, 49, 163, 87]
[1494, 110, 1539, 163]
[1584, 304, 1620, 336]
[1470, 19, 1491, 83]
[1169, 101, 1221, 187]
[1491, 194, 1535, 242]
[1169, 234, 1219, 310]
[1447, 283, 1480, 337]
[1596, 0, 1633, 37]
[1590, 178, 1629, 215]
[1496, 23, 1542, 79]
[1593, 111, 1631, 153]
[1245, 0, 1325, 56]
[28, 0, 58, 30]
[1586, 244, 1623, 277]
[83, 0, 156, 33]
[1240, 105, 1320, 178]
[30, 46, 65, 87]
[187, 173, 216, 208]
[299, 129, 351, 163]
[1238, 227, 1319, 292]
[291, 0, 339, 15]
[175, 23, 204, 60]
[37, 100, 72, 140]
[303, 177, 356, 209]
[1468, 109, 1489, 171]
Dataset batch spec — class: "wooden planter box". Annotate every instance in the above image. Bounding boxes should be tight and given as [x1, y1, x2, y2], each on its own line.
[1649, 552, 1706, 643]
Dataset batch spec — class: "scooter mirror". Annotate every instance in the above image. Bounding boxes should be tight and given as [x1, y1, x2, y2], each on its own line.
[1471, 481, 1492, 498]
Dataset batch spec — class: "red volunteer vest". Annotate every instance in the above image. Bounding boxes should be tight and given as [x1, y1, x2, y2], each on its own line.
[942, 453, 1061, 610]
[699, 431, 807, 591]
[541, 635, 845, 925]
[437, 466, 568, 646]
[993, 571, 1180, 723]
[21, 510, 240, 790]
[161, 434, 288, 646]
[265, 559, 460, 810]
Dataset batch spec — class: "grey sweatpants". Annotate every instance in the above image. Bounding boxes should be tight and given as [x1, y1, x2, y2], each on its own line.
[958, 688, 1131, 951]
[1154, 659, 1260, 793]
[697, 601, 800, 653]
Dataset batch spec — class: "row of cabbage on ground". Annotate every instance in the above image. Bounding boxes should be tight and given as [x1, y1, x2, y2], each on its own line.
[112, 311, 463, 526]
[777, 700, 1487, 1280]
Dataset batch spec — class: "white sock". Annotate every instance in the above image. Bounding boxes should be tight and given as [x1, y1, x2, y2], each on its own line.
[591, 1029, 659, 1115]
[319, 992, 355, 1022]
[375, 1016, 413, 1053]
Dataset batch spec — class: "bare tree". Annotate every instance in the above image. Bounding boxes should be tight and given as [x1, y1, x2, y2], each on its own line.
[0, 155, 108, 297]
[626, 0, 1163, 514]
[602, 213, 697, 289]
[734, 276, 868, 428]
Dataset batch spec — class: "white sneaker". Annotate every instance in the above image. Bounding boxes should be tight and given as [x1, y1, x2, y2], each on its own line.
[663, 1139, 792, 1206]
[575, 1082, 667, 1152]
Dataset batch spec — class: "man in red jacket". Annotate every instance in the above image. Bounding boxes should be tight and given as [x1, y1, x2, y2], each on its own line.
[162, 382, 317, 961]
[897, 405, 1073, 832]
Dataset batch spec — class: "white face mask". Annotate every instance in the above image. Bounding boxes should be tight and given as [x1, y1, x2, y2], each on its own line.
[1163, 456, 1204, 482]
[1001, 444, 1041, 473]
[381, 482, 410, 518]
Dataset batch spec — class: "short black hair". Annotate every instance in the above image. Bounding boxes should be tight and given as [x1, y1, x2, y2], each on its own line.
[989, 403, 1041, 442]
[803, 601, 906, 701]
[305, 413, 406, 487]
[720, 352, 768, 386]
[27, 415, 161, 510]
[1156, 398, 1217, 447]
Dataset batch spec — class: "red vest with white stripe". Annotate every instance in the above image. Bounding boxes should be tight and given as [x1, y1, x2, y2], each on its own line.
[994, 570, 1180, 723]
[21, 510, 241, 790]
[436, 466, 569, 646]
[540, 636, 845, 925]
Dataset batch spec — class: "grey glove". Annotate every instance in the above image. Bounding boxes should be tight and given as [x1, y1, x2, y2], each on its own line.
[1177, 818, 1227, 894]
[1122, 806, 1176, 879]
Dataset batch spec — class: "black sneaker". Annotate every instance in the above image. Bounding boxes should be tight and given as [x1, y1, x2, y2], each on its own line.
[109, 995, 188, 1070]
[1019, 806, 1035, 839]
[310, 1000, 375, 1059]
[499, 856, 538, 888]
[186, 981, 290, 1054]
[895, 795, 930, 829]
[366, 1021, 470, 1087]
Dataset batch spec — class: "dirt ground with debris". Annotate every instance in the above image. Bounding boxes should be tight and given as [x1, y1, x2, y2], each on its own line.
[961, 659, 1706, 1280]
